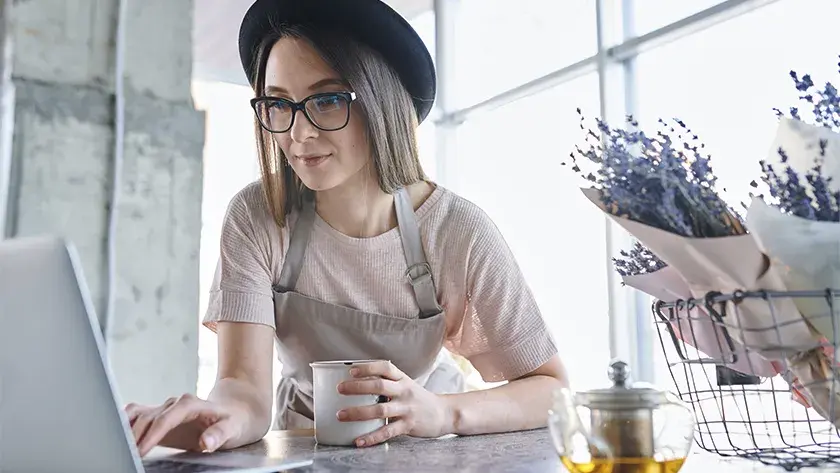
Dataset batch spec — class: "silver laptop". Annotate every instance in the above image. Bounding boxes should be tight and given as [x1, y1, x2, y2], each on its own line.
[0, 235, 313, 472]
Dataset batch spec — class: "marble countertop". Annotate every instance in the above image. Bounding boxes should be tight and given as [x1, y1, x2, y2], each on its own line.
[148, 428, 840, 472]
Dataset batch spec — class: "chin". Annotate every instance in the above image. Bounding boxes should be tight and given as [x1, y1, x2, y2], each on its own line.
[296, 174, 347, 193]
[293, 163, 370, 194]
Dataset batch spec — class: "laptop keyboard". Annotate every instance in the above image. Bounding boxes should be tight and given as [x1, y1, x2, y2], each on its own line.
[144, 459, 247, 472]
[143, 458, 310, 473]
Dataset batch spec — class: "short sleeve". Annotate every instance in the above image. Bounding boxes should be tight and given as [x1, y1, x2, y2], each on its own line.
[202, 183, 279, 333]
[449, 208, 558, 383]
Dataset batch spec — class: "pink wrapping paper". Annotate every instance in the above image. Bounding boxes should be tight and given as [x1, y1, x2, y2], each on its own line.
[747, 197, 840, 343]
[582, 187, 821, 358]
[623, 266, 778, 377]
[743, 118, 840, 423]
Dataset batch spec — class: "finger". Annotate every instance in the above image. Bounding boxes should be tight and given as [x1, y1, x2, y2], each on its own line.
[124, 404, 142, 426]
[338, 377, 402, 397]
[338, 401, 408, 422]
[127, 396, 175, 423]
[350, 361, 405, 381]
[132, 398, 179, 449]
[137, 397, 204, 456]
[131, 412, 157, 447]
[199, 416, 241, 453]
[355, 419, 409, 447]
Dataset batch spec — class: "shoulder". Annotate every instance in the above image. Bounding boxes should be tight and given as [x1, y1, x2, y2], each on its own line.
[221, 180, 290, 254]
[425, 185, 505, 246]
[226, 180, 270, 217]
[218, 180, 290, 282]
[223, 180, 289, 234]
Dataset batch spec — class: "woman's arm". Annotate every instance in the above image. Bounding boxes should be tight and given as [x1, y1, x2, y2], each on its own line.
[336, 355, 569, 446]
[206, 321, 276, 449]
[130, 321, 276, 455]
[132, 184, 279, 456]
[433, 201, 569, 436]
[440, 355, 568, 436]
[203, 183, 279, 449]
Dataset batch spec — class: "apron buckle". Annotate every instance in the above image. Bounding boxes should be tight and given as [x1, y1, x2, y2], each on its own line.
[405, 262, 432, 286]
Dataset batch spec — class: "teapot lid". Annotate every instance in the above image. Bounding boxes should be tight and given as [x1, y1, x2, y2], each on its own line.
[575, 359, 668, 410]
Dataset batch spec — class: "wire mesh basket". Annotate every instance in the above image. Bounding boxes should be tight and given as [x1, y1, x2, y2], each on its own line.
[653, 289, 840, 471]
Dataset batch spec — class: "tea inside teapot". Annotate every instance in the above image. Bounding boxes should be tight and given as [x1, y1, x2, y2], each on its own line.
[561, 456, 685, 473]
[548, 360, 696, 473]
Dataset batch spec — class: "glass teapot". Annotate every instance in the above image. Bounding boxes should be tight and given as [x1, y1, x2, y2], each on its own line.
[548, 360, 695, 473]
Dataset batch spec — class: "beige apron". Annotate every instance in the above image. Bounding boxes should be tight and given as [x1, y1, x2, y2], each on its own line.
[272, 187, 465, 429]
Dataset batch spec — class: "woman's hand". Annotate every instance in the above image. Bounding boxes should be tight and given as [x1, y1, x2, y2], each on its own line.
[125, 393, 247, 457]
[336, 361, 453, 447]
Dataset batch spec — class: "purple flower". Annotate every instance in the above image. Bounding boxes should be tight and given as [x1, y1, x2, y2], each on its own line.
[752, 146, 839, 222]
[758, 55, 840, 222]
[773, 55, 840, 131]
[613, 240, 667, 277]
[563, 110, 745, 239]
[571, 55, 840, 277]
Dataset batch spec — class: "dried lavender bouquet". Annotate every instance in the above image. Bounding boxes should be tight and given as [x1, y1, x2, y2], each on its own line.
[745, 56, 840, 342]
[743, 56, 840, 425]
[565, 112, 746, 239]
[569, 111, 818, 360]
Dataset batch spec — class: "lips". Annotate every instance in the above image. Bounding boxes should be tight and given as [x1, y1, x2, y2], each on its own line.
[296, 154, 331, 167]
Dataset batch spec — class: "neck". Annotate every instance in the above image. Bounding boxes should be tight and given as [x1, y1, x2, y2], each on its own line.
[314, 168, 396, 238]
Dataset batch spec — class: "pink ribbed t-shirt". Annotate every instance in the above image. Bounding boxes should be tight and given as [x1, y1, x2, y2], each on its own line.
[202, 181, 557, 383]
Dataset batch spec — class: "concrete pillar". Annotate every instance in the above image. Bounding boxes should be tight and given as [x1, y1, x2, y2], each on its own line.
[3, 0, 205, 406]
[0, 0, 14, 237]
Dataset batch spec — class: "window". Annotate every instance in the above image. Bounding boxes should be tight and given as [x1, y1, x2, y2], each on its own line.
[452, 73, 612, 391]
[193, 79, 263, 398]
[452, 0, 596, 109]
[634, 0, 840, 401]
[632, 0, 726, 37]
[410, 9, 436, 67]
[409, 9, 439, 180]
[636, 0, 840, 214]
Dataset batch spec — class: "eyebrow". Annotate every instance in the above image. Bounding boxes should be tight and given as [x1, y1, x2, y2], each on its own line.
[264, 78, 349, 96]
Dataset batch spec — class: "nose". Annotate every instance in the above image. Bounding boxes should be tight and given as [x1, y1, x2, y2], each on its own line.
[289, 110, 319, 144]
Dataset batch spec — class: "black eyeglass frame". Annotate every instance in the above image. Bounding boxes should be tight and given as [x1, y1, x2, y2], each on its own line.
[250, 91, 358, 133]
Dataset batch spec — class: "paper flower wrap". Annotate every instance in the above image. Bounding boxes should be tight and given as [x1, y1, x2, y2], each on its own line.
[622, 265, 778, 377]
[565, 101, 839, 425]
[743, 118, 840, 427]
[746, 118, 840, 343]
[583, 187, 821, 359]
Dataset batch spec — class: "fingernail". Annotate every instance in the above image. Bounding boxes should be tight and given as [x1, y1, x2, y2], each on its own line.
[202, 434, 218, 451]
[349, 368, 360, 376]
[356, 438, 366, 447]
[336, 410, 348, 421]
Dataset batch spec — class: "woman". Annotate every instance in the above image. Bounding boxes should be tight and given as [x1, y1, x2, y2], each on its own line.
[126, 0, 568, 456]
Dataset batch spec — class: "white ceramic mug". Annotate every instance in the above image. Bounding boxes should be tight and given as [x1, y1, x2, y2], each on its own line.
[309, 360, 387, 446]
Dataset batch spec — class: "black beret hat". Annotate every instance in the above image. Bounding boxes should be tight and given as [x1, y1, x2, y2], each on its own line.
[238, 0, 437, 123]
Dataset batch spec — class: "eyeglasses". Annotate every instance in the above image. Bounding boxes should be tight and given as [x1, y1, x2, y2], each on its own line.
[250, 92, 357, 133]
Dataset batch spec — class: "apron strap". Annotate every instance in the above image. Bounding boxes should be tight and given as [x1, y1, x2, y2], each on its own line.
[277, 191, 317, 291]
[394, 187, 443, 319]
[277, 186, 442, 318]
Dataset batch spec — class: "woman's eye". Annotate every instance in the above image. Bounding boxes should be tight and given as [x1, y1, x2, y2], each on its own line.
[314, 96, 341, 111]
[270, 101, 291, 112]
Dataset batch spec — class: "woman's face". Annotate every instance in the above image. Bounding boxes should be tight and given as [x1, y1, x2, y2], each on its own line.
[262, 37, 371, 192]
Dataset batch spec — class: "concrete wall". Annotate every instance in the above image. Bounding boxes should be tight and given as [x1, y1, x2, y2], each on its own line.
[3, 0, 206, 406]
[0, 0, 14, 239]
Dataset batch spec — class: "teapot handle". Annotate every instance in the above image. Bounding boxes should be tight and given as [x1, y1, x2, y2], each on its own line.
[654, 392, 697, 459]
[547, 388, 613, 464]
